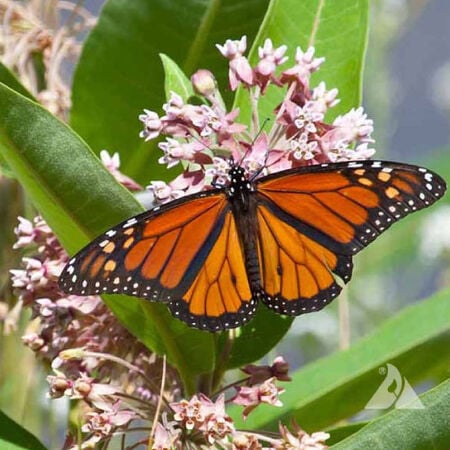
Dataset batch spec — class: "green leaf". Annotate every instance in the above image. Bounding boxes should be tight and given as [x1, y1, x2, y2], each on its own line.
[223, 305, 293, 369]
[0, 82, 214, 389]
[70, 0, 270, 184]
[0, 63, 35, 177]
[332, 379, 450, 449]
[160, 54, 195, 101]
[327, 422, 368, 446]
[0, 410, 47, 450]
[230, 288, 450, 430]
[0, 63, 34, 100]
[234, 0, 369, 124]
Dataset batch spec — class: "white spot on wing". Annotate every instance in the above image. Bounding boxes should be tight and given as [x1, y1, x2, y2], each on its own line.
[123, 218, 138, 228]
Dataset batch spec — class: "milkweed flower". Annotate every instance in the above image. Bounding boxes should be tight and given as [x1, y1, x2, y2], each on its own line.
[232, 377, 285, 419]
[217, 36, 254, 90]
[242, 356, 291, 385]
[232, 433, 263, 449]
[171, 393, 235, 443]
[151, 421, 182, 449]
[276, 423, 330, 449]
[0, 0, 95, 119]
[100, 150, 142, 191]
[139, 36, 376, 204]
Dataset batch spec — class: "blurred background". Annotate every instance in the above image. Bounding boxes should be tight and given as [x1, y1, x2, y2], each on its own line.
[0, 0, 449, 447]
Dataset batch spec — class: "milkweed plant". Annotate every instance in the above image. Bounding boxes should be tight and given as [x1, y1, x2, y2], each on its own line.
[0, 1, 448, 450]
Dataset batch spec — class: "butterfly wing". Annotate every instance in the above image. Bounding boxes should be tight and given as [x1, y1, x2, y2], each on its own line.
[255, 160, 446, 314]
[255, 202, 352, 314]
[59, 192, 229, 300]
[59, 191, 255, 331]
[168, 210, 256, 331]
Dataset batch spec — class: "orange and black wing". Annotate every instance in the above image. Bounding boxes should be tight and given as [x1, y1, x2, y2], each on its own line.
[255, 160, 446, 315]
[58, 191, 255, 331]
[168, 210, 256, 331]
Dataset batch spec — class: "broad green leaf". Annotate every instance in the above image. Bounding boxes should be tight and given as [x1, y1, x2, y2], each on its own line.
[327, 422, 368, 446]
[230, 288, 450, 430]
[234, 0, 369, 124]
[160, 54, 195, 102]
[0, 63, 35, 177]
[0, 83, 214, 388]
[0, 63, 34, 100]
[0, 410, 47, 450]
[70, 0, 270, 184]
[332, 379, 450, 449]
[223, 305, 293, 369]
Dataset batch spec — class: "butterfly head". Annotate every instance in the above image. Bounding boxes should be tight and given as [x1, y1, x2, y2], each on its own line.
[226, 163, 254, 197]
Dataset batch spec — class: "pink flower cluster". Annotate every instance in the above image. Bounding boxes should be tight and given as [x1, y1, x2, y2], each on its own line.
[171, 393, 234, 445]
[139, 36, 375, 204]
[150, 356, 329, 449]
[231, 356, 291, 419]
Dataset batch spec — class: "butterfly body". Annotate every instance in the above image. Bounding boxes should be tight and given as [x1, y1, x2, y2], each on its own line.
[227, 165, 262, 292]
[59, 160, 446, 331]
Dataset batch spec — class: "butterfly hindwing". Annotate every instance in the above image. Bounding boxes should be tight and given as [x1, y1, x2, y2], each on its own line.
[256, 201, 352, 314]
[168, 211, 256, 331]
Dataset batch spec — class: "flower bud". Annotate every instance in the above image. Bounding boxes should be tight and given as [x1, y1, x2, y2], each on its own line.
[191, 69, 217, 97]
[59, 347, 86, 360]
[74, 379, 92, 396]
[22, 333, 45, 351]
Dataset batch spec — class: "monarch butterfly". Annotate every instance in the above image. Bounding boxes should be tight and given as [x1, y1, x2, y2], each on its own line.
[59, 160, 446, 331]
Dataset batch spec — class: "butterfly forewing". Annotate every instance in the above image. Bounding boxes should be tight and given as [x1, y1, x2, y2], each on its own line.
[257, 161, 446, 255]
[59, 192, 229, 301]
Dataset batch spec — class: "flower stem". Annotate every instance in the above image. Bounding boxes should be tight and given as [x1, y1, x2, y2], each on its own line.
[149, 355, 166, 449]
[211, 330, 235, 393]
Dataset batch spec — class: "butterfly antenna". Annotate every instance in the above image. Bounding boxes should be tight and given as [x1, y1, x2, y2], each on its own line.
[187, 129, 213, 152]
[238, 118, 271, 167]
[247, 118, 273, 181]
[252, 117, 271, 146]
